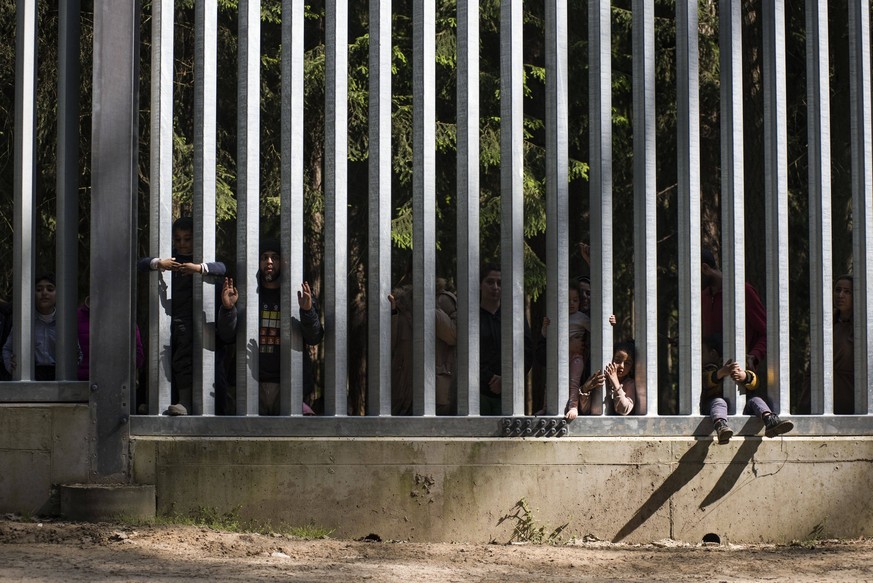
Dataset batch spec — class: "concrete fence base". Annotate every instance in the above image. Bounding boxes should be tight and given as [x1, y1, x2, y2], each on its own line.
[0, 405, 90, 517]
[132, 435, 873, 544]
[2, 405, 871, 543]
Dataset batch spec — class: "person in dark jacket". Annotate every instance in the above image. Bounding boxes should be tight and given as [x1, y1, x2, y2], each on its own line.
[216, 238, 323, 415]
[138, 217, 226, 415]
[479, 263, 533, 415]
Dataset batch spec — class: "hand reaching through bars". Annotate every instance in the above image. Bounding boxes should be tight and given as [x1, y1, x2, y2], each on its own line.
[175, 262, 203, 275]
[221, 277, 238, 309]
[297, 281, 313, 311]
[156, 257, 180, 272]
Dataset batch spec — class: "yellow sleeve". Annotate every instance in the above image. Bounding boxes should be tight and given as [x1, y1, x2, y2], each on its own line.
[702, 364, 722, 398]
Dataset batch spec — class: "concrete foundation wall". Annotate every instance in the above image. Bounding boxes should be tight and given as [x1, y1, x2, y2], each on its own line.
[0, 405, 91, 516]
[132, 435, 873, 544]
[2, 403, 871, 543]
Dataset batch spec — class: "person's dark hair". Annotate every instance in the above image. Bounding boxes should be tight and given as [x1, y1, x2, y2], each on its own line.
[480, 262, 501, 284]
[702, 333, 723, 358]
[577, 275, 590, 285]
[172, 216, 194, 234]
[701, 248, 718, 269]
[35, 273, 56, 287]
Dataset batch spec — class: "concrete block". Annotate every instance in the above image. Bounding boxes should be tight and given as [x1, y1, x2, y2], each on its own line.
[130, 438, 157, 484]
[60, 483, 156, 521]
[0, 406, 52, 450]
[0, 405, 90, 516]
[50, 405, 91, 484]
[0, 450, 53, 515]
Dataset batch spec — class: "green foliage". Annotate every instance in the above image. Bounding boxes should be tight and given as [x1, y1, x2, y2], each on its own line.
[497, 498, 567, 545]
[127, 506, 334, 539]
[165, 506, 245, 532]
[391, 206, 413, 250]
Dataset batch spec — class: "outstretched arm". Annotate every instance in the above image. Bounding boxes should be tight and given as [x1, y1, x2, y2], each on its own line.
[567, 362, 603, 419]
[298, 282, 324, 346]
[216, 277, 239, 344]
[138, 256, 180, 273]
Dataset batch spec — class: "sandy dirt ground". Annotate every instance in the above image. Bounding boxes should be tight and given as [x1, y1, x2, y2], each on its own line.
[1, 519, 872, 582]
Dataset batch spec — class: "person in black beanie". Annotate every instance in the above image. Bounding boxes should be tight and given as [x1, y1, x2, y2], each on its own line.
[217, 237, 324, 415]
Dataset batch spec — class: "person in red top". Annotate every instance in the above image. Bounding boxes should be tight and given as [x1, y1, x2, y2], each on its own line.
[701, 249, 767, 372]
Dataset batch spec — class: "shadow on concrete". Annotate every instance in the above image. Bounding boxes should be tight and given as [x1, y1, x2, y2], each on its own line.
[698, 420, 763, 510]
[612, 435, 711, 543]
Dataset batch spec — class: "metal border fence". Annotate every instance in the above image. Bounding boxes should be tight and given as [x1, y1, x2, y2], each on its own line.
[1, 2, 871, 449]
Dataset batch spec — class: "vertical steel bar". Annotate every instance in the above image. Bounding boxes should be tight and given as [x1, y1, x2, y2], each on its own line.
[368, 0, 392, 416]
[500, 0, 524, 416]
[676, 0, 702, 413]
[632, 0, 657, 415]
[718, 0, 746, 414]
[413, 0, 436, 416]
[762, 0, 790, 415]
[805, 0, 834, 415]
[848, 0, 873, 415]
[545, 0, 569, 416]
[456, 0, 480, 416]
[194, 0, 217, 416]
[281, 0, 305, 416]
[325, 0, 349, 416]
[90, 0, 140, 477]
[589, 0, 613, 416]
[148, 0, 174, 414]
[237, 0, 261, 415]
[56, 0, 81, 381]
[12, 0, 37, 382]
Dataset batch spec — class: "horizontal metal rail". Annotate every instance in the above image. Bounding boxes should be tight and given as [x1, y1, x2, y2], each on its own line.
[0, 382, 90, 402]
[125, 414, 873, 438]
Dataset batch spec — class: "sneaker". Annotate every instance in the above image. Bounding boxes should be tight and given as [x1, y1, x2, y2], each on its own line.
[764, 414, 793, 438]
[163, 403, 188, 416]
[714, 420, 733, 445]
